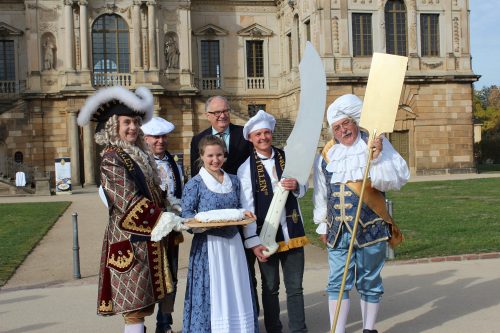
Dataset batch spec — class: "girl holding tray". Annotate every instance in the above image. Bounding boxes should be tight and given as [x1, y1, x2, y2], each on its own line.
[181, 135, 259, 333]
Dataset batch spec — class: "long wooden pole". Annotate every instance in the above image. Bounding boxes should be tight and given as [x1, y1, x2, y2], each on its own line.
[330, 129, 377, 333]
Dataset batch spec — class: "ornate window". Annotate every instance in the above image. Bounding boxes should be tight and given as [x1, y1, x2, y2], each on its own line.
[421, 14, 440, 57]
[200, 40, 221, 90]
[352, 13, 373, 57]
[287, 32, 292, 71]
[385, 0, 407, 56]
[0, 40, 15, 81]
[246, 40, 264, 89]
[92, 14, 130, 86]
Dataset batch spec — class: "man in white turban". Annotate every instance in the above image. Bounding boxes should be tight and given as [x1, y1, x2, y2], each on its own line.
[238, 110, 309, 333]
[313, 94, 410, 333]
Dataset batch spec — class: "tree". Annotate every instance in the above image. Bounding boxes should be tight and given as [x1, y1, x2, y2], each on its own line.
[473, 85, 500, 164]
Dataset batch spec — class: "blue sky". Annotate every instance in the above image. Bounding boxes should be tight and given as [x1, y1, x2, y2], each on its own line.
[470, 0, 499, 88]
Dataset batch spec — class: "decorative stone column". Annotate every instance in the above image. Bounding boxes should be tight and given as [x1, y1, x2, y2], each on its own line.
[79, 0, 89, 71]
[406, 0, 419, 71]
[178, 5, 191, 71]
[147, 1, 158, 70]
[64, 0, 75, 71]
[132, 1, 143, 69]
[83, 123, 96, 186]
[68, 110, 81, 187]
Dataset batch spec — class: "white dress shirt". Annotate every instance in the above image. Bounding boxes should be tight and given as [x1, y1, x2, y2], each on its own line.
[237, 150, 306, 249]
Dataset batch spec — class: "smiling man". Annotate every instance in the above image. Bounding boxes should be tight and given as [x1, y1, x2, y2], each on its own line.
[190, 96, 252, 177]
[313, 94, 410, 333]
[142, 117, 184, 333]
[238, 110, 309, 333]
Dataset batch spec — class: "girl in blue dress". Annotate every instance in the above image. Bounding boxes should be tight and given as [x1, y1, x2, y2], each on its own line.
[182, 135, 258, 333]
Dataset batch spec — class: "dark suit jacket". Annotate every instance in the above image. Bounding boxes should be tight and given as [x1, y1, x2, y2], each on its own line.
[190, 123, 253, 177]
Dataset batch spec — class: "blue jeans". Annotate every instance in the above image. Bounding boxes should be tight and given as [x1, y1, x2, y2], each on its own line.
[327, 232, 386, 303]
[258, 247, 307, 333]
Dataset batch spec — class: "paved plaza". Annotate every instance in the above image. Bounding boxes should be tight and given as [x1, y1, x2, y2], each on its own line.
[1, 173, 500, 332]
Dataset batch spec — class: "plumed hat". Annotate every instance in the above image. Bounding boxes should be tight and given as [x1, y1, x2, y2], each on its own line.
[326, 94, 363, 126]
[141, 117, 175, 136]
[243, 110, 276, 140]
[77, 86, 154, 131]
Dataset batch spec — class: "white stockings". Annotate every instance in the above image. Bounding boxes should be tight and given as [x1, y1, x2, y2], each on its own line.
[360, 300, 380, 330]
[328, 299, 350, 333]
[124, 323, 144, 333]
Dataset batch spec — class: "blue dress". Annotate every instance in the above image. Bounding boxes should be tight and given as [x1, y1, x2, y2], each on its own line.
[181, 173, 258, 333]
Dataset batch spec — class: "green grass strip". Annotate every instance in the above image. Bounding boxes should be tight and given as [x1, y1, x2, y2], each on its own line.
[301, 178, 500, 260]
[0, 201, 71, 286]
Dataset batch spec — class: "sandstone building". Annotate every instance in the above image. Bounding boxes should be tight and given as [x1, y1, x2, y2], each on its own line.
[0, 0, 478, 189]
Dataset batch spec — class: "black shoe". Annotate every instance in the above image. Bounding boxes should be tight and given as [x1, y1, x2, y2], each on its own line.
[363, 330, 378, 333]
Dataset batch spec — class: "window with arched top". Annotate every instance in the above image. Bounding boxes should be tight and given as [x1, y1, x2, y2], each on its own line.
[92, 14, 130, 74]
[385, 0, 407, 56]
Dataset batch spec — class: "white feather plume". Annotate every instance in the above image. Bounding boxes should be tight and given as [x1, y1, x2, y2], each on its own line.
[77, 86, 154, 127]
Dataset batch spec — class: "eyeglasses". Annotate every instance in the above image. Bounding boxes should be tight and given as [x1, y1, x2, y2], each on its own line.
[207, 109, 230, 117]
[332, 119, 353, 133]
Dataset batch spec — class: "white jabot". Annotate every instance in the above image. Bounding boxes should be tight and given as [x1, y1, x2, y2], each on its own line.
[325, 130, 368, 184]
[199, 167, 233, 194]
[324, 133, 409, 191]
[313, 134, 410, 235]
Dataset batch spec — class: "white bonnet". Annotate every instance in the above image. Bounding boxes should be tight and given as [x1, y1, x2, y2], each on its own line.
[326, 94, 363, 126]
[243, 110, 276, 140]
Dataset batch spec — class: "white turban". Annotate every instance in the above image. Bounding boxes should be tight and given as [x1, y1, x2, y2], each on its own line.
[326, 94, 363, 126]
[141, 117, 175, 136]
[243, 110, 276, 140]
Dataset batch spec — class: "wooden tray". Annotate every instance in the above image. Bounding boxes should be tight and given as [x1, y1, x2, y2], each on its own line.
[185, 218, 255, 228]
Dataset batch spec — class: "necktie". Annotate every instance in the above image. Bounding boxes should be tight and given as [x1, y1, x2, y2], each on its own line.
[217, 132, 228, 151]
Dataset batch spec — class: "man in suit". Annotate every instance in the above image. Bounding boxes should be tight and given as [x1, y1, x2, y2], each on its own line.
[190, 95, 252, 177]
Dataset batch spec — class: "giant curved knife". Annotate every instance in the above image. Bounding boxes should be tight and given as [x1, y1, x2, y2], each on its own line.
[259, 41, 326, 256]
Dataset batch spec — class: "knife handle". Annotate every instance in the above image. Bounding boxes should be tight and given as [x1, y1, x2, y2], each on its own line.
[259, 184, 290, 257]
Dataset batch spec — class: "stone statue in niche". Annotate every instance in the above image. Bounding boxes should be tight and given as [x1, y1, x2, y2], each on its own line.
[164, 33, 180, 69]
[43, 38, 56, 70]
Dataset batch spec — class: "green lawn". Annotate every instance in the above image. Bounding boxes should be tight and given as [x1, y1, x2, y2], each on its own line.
[300, 178, 500, 260]
[0, 201, 71, 286]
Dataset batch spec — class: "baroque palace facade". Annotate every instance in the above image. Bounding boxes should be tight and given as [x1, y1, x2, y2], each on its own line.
[0, 0, 478, 188]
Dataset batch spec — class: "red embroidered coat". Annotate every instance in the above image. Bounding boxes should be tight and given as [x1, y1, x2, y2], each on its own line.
[97, 146, 174, 315]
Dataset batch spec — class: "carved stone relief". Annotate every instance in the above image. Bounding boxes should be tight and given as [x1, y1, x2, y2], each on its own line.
[332, 16, 339, 53]
[352, 0, 373, 3]
[453, 17, 460, 53]
[40, 22, 57, 34]
[422, 61, 443, 69]
[40, 7, 58, 21]
[353, 61, 371, 70]
[422, 0, 440, 4]
[409, 22, 417, 50]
